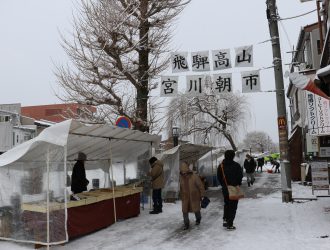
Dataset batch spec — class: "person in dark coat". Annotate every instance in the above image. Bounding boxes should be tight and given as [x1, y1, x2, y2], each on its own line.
[243, 154, 256, 187]
[148, 157, 165, 214]
[217, 150, 243, 231]
[271, 159, 280, 173]
[71, 152, 89, 194]
[257, 157, 265, 173]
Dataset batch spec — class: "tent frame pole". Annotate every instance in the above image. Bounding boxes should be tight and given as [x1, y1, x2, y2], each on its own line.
[211, 149, 214, 174]
[109, 139, 117, 222]
[64, 145, 68, 242]
[149, 142, 153, 210]
[46, 146, 50, 250]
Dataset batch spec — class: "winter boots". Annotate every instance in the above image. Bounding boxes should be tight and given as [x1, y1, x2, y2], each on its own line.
[248, 180, 254, 187]
[223, 220, 228, 227]
[226, 225, 236, 231]
[149, 206, 162, 214]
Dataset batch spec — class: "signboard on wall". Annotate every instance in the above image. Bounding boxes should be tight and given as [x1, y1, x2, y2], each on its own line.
[306, 93, 330, 136]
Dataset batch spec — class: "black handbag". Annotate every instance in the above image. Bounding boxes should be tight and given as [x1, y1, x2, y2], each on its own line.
[201, 196, 210, 208]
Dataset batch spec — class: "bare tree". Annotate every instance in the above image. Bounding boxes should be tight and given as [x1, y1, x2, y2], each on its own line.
[55, 0, 190, 132]
[242, 131, 278, 153]
[166, 92, 250, 151]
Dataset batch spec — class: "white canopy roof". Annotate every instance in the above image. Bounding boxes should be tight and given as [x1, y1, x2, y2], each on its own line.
[0, 119, 161, 167]
[157, 143, 214, 163]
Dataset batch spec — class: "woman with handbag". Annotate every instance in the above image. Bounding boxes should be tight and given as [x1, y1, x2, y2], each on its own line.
[179, 161, 206, 230]
[217, 150, 243, 231]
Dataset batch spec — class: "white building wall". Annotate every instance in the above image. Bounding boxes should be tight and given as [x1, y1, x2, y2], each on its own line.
[0, 122, 13, 152]
[12, 128, 35, 146]
[0, 103, 21, 114]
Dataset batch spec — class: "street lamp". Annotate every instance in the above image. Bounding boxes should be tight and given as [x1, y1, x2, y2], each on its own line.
[172, 126, 179, 147]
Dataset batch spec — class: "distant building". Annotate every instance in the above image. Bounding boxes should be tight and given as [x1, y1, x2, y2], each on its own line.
[21, 103, 97, 123]
[286, 22, 322, 180]
[0, 103, 97, 154]
[0, 103, 37, 154]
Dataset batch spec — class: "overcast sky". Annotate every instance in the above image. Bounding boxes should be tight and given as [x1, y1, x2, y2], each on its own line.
[0, 0, 317, 142]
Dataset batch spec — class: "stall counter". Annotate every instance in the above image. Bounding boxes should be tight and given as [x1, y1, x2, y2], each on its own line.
[21, 186, 143, 243]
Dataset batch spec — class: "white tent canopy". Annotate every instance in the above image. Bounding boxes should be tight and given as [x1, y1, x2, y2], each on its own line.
[0, 119, 161, 166]
[0, 120, 161, 246]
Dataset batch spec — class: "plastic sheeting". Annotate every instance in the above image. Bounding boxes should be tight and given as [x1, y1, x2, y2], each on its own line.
[0, 120, 160, 246]
[156, 144, 213, 200]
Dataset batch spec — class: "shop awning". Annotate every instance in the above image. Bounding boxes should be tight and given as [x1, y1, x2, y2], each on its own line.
[0, 119, 161, 166]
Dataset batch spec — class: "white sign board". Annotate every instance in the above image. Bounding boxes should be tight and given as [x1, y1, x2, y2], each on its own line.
[160, 76, 178, 97]
[320, 147, 330, 157]
[171, 52, 189, 73]
[306, 134, 319, 153]
[241, 70, 260, 93]
[311, 161, 329, 194]
[212, 73, 232, 94]
[306, 93, 330, 135]
[315, 95, 330, 135]
[191, 51, 210, 72]
[186, 75, 206, 96]
[235, 45, 253, 67]
[212, 49, 232, 71]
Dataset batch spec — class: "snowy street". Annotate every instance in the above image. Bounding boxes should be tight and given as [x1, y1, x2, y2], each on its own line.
[3, 169, 330, 250]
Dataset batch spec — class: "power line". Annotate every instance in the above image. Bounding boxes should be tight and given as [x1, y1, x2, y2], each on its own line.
[279, 9, 316, 21]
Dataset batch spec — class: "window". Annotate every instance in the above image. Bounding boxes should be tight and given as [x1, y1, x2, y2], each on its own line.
[0, 116, 10, 122]
[295, 91, 299, 113]
[24, 135, 32, 141]
[292, 91, 300, 121]
[317, 40, 322, 55]
[45, 109, 62, 116]
[303, 38, 313, 68]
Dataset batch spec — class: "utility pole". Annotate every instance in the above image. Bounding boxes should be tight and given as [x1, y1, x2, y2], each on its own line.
[266, 0, 292, 202]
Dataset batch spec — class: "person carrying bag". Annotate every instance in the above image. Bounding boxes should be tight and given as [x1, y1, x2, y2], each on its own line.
[217, 150, 243, 231]
[221, 166, 244, 200]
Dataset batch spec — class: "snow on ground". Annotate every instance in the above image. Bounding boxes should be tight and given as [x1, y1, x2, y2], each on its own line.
[2, 172, 330, 250]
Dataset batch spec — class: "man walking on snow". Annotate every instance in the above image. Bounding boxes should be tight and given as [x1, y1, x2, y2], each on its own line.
[244, 154, 256, 187]
[217, 150, 243, 231]
[148, 157, 165, 214]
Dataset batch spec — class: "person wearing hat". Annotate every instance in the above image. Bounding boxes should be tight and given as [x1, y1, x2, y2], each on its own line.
[148, 156, 165, 214]
[179, 161, 205, 230]
[71, 152, 89, 194]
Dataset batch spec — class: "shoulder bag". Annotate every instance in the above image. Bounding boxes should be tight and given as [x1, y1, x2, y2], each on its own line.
[221, 164, 244, 200]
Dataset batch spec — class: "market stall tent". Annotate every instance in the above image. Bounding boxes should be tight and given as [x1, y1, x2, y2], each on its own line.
[0, 119, 160, 247]
[156, 143, 213, 201]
